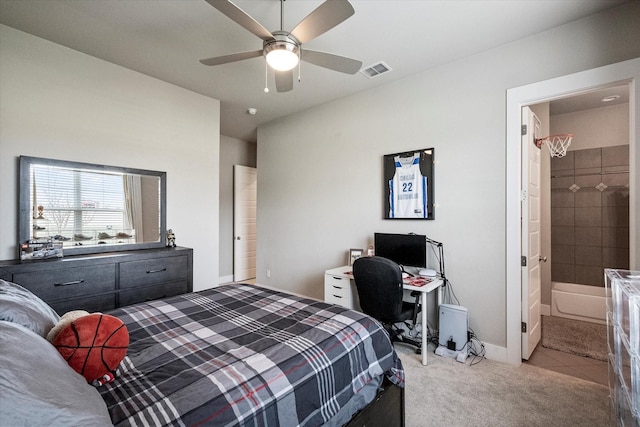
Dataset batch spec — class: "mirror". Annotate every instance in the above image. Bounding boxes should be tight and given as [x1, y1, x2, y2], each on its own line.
[19, 156, 167, 256]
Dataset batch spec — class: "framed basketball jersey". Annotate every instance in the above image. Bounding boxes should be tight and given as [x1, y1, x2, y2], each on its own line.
[383, 148, 434, 220]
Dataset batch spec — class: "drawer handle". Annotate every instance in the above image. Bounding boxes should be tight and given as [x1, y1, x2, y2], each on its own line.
[332, 285, 343, 289]
[54, 280, 85, 287]
[146, 268, 167, 274]
[146, 294, 167, 301]
[332, 294, 343, 299]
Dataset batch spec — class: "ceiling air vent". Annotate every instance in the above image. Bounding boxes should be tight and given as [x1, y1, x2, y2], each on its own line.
[360, 61, 392, 79]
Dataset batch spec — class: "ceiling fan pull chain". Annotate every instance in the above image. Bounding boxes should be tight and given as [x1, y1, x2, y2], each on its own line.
[264, 61, 269, 93]
[298, 50, 301, 82]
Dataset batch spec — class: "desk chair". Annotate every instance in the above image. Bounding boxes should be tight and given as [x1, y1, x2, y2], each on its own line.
[352, 256, 422, 353]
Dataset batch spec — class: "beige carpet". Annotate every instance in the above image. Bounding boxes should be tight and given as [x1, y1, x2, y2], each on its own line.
[397, 343, 610, 426]
[541, 315, 608, 361]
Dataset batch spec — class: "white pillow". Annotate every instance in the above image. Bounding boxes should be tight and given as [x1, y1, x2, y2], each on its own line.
[0, 320, 112, 426]
[0, 279, 60, 337]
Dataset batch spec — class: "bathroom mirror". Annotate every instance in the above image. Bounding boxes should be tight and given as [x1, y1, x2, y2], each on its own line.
[19, 156, 167, 256]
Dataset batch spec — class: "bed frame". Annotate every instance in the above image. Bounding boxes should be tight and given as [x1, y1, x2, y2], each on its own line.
[346, 377, 404, 427]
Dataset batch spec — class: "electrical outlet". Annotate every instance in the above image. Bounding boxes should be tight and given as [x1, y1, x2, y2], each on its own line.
[266, 269, 271, 278]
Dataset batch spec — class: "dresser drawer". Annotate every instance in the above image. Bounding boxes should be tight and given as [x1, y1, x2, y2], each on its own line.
[0, 247, 193, 313]
[119, 256, 188, 289]
[325, 274, 353, 308]
[13, 264, 116, 303]
[325, 274, 351, 296]
[119, 280, 189, 306]
[51, 293, 116, 315]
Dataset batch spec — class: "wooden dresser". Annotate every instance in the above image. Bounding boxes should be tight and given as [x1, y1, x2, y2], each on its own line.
[0, 246, 193, 314]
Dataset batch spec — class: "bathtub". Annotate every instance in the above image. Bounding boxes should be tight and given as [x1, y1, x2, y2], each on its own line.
[550, 281, 610, 325]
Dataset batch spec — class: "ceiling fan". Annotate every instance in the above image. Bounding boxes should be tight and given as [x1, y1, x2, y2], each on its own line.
[200, 0, 362, 92]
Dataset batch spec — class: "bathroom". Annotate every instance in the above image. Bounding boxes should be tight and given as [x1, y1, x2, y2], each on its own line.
[546, 86, 630, 322]
[527, 84, 630, 383]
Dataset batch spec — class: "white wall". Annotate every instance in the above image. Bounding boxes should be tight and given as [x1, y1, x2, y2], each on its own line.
[552, 103, 630, 150]
[219, 135, 256, 281]
[256, 3, 640, 357]
[0, 25, 221, 291]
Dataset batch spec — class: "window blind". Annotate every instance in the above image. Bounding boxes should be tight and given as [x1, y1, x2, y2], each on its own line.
[32, 164, 127, 240]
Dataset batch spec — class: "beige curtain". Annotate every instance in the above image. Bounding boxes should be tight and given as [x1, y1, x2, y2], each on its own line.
[123, 174, 143, 242]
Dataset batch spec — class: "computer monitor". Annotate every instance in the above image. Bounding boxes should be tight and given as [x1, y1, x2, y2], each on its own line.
[374, 232, 426, 268]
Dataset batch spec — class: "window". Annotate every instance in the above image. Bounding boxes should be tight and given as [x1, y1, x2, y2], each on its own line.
[31, 164, 128, 242]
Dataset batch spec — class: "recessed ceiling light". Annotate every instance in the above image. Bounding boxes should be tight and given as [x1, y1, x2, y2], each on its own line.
[602, 95, 620, 102]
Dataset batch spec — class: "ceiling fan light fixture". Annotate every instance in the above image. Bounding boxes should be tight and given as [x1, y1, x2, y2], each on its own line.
[264, 32, 300, 71]
[201, 0, 360, 92]
[266, 48, 299, 71]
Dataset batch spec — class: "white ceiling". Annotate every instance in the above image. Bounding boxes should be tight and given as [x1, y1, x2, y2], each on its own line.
[0, 0, 630, 143]
[549, 85, 630, 116]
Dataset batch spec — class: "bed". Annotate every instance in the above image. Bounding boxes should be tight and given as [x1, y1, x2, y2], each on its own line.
[0, 280, 405, 426]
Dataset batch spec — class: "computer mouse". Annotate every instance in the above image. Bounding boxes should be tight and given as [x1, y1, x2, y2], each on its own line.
[419, 268, 437, 277]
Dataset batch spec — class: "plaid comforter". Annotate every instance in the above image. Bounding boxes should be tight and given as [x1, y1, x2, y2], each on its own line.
[101, 284, 404, 426]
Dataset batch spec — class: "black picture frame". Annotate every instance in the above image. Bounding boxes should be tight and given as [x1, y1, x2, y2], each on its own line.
[383, 148, 434, 220]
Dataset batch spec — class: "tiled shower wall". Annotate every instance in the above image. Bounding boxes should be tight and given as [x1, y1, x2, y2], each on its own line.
[551, 145, 629, 287]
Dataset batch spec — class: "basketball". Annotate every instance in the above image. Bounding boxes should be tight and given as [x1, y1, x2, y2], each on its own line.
[52, 313, 129, 383]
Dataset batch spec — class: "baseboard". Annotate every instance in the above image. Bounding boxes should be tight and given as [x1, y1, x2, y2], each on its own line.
[541, 303, 550, 317]
[482, 306, 547, 365]
[482, 342, 507, 363]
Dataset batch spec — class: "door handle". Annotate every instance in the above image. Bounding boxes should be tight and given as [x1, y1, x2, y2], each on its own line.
[236, 236, 241, 240]
[539, 256, 547, 262]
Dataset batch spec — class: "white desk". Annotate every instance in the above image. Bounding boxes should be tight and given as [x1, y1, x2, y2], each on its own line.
[403, 278, 442, 365]
[324, 266, 443, 365]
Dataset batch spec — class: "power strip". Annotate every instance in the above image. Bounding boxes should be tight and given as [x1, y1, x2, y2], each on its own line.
[435, 345, 468, 363]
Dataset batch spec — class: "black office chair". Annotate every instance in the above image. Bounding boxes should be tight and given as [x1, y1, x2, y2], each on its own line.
[352, 256, 422, 353]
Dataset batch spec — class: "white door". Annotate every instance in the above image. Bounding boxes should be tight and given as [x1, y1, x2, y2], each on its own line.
[233, 165, 257, 282]
[521, 106, 542, 360]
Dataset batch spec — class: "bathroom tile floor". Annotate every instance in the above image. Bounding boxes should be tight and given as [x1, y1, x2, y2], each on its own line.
[526, 345, 609, 386]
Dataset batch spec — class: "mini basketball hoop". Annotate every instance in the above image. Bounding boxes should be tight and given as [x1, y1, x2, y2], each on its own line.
[535, 133, 573, 158]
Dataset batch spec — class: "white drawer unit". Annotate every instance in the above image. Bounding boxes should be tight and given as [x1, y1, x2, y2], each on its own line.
[324, 266, 359, 310]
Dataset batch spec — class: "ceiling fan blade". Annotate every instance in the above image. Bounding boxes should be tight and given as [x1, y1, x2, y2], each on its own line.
[205, 0, 273, 41]
[275, 70, 293, 92]
[290, 0, 355, 44]
[301, 49, 362, 74]
[200, 50, 263, 66]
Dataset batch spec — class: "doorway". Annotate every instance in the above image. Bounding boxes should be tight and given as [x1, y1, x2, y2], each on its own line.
[233, 165, 257, 282]
[505, 58, 639, 365]
[524, 89, 629, 383]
